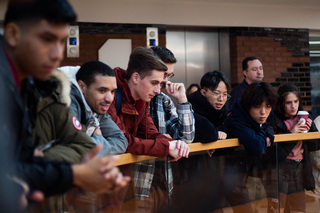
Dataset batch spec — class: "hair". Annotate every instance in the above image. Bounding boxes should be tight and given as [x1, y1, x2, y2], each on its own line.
[275, 83, 303, 117]
[125, 46, 167, 80]
[200, 71, 230, 93]
[76, 61, 115, 87]
[241, 82, 278, 111]
[150, 46, 177, 64]
[242, 56, 259, 71]
[4, 0, 77, 27]
[186, 83, 200, 95]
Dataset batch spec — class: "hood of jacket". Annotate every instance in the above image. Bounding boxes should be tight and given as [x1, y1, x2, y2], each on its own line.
[34, 70, 71, 112]
[188, 89, 227, 127]
[58, 65, 96, 118]
[113, 67, 145, 113]
[224, 99, 265, 136]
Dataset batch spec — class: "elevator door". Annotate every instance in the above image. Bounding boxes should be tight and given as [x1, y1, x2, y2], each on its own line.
[166, 27, 220, 88]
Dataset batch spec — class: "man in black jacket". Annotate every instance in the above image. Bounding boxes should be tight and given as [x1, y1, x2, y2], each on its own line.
[0, 0, 129, 211]
[228, 56, 264, 109]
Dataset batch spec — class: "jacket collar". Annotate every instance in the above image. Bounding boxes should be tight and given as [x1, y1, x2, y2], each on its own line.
[34, 70, 72, 112]
[188, 89, 227, 126]
[230, 99, 266, 130]
[58, 65, 96, 118]
[114, 67, 145, 113]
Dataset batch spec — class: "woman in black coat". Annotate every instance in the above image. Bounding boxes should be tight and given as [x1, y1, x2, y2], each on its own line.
[265, 83, 319, 213]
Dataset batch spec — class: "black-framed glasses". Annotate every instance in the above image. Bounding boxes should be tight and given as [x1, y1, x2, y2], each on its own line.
[164, 73, 174, 79]
[207, 90, 231, 100]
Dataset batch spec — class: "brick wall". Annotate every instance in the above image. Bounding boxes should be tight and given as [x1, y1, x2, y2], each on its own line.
[61, 23, 166, 67]
[229, 27, 311, 108]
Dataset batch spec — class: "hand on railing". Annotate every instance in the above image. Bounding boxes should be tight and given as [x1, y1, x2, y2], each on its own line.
[168, 140, 190, 161]
[218, 131, 227, 140]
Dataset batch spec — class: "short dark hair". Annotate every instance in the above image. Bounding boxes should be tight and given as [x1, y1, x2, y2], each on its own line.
[76, 61, 115, 87]
[200, 71, 230, 93]
[125, 47, 167, 80]
[241, 82, 278, 111]
[242, 56, 259, 71]
[4, 0, 77, 26]
[275, 83, 303, 117]
[150, 46, 177, 64]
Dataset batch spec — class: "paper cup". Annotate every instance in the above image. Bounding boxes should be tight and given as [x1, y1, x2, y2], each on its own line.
[297, 111, 309, 132]
[297, 110, 309, 121]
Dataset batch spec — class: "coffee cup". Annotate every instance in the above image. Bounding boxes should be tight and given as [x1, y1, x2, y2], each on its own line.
[297, 111, 309, 132]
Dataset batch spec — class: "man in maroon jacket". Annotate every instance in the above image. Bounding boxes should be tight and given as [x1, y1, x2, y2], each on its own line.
[108, 47, 190, 212]
[109, 47, 190, 159]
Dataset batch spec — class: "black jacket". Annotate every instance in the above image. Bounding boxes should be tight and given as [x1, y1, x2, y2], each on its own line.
[220, 99, 274, 156]
[188, 89, 227, 143]
[229, 80, 248, 110]
[0, 37, 73, 198]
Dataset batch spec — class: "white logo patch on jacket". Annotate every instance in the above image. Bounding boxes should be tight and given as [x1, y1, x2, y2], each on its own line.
[72, 116, 82, 130]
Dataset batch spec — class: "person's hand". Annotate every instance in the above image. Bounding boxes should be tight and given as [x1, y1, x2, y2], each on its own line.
[266, 137, 271, 147]
[218, 131, 227, 140]
[72, 144, 130, 194]
[33, 149, 44, 157]
[168, 140, 190, 161]
[291, 119, 308, 133]
[166, 81, 188, 104]
[11, 177, 44, 210]
[306, 118, 313, 131]
[207, 149, 215, 157]
[92, 126, 102, 136]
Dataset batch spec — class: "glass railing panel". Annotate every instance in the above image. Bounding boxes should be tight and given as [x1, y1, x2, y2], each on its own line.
[64, 158, 170, 213]
[54, 132, 320, 213]
[168, 148, 279, 213]
[275, 139, 320, 213]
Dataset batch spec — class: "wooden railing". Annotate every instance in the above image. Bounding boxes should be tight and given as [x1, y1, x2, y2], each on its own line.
[115, 132, 320, 166]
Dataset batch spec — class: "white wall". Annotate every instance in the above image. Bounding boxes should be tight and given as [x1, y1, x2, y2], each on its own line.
[66, 0, 320, 29]
[1, 0, 320, 29]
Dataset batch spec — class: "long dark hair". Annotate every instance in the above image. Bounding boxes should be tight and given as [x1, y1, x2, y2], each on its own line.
[275, 83, 303, 118]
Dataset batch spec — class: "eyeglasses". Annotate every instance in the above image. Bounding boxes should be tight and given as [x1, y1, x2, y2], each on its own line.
[164, 73, 174, 79]
[207, 90, 231, 100]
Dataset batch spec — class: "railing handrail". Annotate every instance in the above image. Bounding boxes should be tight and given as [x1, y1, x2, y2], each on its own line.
[115, 132, 320, 166]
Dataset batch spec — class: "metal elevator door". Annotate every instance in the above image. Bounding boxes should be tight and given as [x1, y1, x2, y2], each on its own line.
[166, 27, 221, 88]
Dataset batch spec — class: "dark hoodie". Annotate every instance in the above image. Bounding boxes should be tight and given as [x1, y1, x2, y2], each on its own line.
[220, 99, 274, 156]
[188, 89, 227, 143]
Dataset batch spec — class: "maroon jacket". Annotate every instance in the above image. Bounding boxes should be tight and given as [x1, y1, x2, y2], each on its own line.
[108, 68, 170, 157]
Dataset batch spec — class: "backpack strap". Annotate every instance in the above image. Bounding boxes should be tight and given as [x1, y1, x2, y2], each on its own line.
[115, 87, 122, 115]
